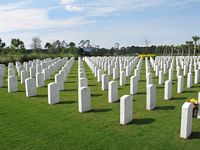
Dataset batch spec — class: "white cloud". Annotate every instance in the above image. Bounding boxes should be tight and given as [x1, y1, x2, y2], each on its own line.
[60, 0, 76, 5]
[65, 5, 83, 12]
[0, 2, 93, 33]
[59, 0, 166, 16]
[60, 0, 200, 16]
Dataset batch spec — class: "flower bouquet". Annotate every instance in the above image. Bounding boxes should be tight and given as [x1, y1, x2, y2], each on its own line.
[186, 98, 199, 117]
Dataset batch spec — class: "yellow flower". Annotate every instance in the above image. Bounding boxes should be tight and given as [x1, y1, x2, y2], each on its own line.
[187, 98, 198, 104]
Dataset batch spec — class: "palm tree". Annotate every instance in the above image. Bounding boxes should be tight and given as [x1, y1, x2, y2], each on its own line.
[171, 45, 174, 56]
[0, 38, 6, 48]
[69, 42, 75, 48]
[180, 45, 186, 56]
[192, 36, 200, 56]
[11, 38, 25, 50]
[185, 41, 193, 56]
[45, 42, 52, 53]
[176, 46, 181, 55]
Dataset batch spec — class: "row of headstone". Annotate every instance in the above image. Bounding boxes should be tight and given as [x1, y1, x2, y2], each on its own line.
[84, 56, 139, 81]
[7, 58, 69, 96]
[85, 57, 153, 111]
[81, 57, 135, 124]
[3, 57, 79, 108]
[145, 56, 200, 101]
[48, 57, 74, 105]
[78, 57, 91, 112]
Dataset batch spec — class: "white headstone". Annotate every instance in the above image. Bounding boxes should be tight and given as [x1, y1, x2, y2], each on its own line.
[78, 86, 91, 112]
[177, 66, 181, 77]
[164, 80, 172, 100]
[155, 65, 159, 77]
[180, 102, 193, 139]
[194, 70, 199, 84]
[48, 82, 60, 105]
[177, 76, 183, 93]
[8, 75, 18, 93]
[187, 72, 192, 88]
[168, 68, 173, 81]
[43, 68, 51, 80]
[102, 74, 109, 90]
[25, 78, 37, 97]
[21, 70, 27, 84]
[113, 68, 118, 79]
[0, 76, 3, 87]
[183, 65, 187, 76]
[158, 70, 164, 85]
[36, 72, 45, 87]
[120, 71, 126, 86]
[55, 74, 64, 91]
[146, 84, 156, 110]
[108, 65, 113, 75]
[126, 66, 131, 77]
[130, 76, 138, 95]
[30, 67, 36, 78]
[97, 69, 103, 82]
[120, 95, 133, 125]
[108, 81, 118, 103]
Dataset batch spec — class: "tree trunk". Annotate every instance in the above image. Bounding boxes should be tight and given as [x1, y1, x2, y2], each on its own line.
[194, 41, 197, 56]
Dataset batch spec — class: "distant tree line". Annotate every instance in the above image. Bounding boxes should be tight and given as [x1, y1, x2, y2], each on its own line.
[0, 36, 199, 56]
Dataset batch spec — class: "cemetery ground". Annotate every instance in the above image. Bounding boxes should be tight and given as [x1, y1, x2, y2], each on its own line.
[1, 60, 200, 150]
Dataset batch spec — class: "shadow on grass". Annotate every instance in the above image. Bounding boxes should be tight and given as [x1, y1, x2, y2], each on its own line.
[0, 113, 6, 116]
[35, 94, 48, 98]
[91, 93, 102, 97]
[171, 97, 187, 100]
[191, 85, 200, 88]
[189, 131, 200, 139]
[113, 99, 120, 103]
[136, 92, 146, 95]
[17, 90, 25, 93]
[139, 80, 146, 83]
[156, 86, 164, 89]
[63, 89, 77, 92]
[59, 101, 76, 104]
[1, 86, 8, 88]
[119, 88, 123, 91]
[128, 118, 155, 125]
[155, 105, 176, 110]
[66, 81, 76, 83]
[89, 84, 98, 87]
[40, 85, 48, 88]
[88, 108, 111, 113]
[182, 90, 196, 93]
[125, 83, 130, 87]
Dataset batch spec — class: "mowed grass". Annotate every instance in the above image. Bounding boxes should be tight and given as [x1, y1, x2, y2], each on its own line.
[1, 60, 200, 150]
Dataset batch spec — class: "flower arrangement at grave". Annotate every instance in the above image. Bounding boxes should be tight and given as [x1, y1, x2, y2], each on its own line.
[186, 98, 199, 117]
[187, 98, 198, 105]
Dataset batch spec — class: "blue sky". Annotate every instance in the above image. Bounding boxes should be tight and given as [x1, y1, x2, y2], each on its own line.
[0, 0, 200, 48]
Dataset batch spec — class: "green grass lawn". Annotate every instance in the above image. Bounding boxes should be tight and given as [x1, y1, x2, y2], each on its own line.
[1, 60, 200, 150]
